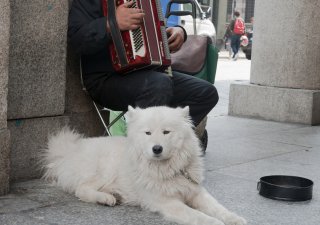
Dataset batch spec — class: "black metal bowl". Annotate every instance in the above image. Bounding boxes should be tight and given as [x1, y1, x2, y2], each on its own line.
[257, 175, 314, 201]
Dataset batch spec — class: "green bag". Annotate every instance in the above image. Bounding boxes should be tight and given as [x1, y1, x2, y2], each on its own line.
[194, 43, 218, 83]
[109, 111, 126, 136]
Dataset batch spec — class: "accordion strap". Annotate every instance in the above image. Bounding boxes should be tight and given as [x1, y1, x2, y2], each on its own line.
[102, 0, 128, 67]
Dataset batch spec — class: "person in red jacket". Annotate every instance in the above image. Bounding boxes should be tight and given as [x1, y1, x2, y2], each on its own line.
[68, 0, 219, 150]
[229, 11, 245, 60]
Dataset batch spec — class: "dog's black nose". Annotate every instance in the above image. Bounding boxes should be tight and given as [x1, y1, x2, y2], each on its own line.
[152, 145, 163, 155]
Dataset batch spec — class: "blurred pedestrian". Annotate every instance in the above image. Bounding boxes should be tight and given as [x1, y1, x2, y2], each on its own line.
[223, 24, 233, 59]
[229, 11, 245, 60]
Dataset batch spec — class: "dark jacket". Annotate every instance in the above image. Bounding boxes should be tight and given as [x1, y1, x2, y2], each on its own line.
[68, 0, 114, 76]
[68, 0, 187, 78]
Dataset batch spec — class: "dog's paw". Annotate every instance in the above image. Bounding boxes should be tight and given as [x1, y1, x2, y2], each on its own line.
[96, 193, 117, 206]
[223, 213, 247, 225]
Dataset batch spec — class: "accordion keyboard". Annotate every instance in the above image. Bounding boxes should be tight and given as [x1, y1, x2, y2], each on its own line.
[127, 0, 146, 58]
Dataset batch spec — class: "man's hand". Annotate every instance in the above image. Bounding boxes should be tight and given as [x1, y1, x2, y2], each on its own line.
[116, 1, 145, 31]
[166, 27, 185, 53]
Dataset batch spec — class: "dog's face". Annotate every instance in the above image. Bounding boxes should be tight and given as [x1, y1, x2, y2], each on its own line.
[126, 106, 193, 161]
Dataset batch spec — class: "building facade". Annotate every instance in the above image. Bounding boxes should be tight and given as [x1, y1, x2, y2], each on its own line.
[226, 0, 255, 22]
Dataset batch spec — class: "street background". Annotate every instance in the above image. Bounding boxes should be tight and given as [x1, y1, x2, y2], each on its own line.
[210, 52, 251, 117]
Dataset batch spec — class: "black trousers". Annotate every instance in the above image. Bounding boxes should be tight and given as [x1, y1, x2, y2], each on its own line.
[84, 70, 219, 126]
[231, 34, 241, 56]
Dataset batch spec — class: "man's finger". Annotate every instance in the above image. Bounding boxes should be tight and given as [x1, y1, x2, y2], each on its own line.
[167, 33, 176, 43]
[129, 8, 144, 14]
[130, 12, 145, 19]
[123, 1, 134, 8]
[129, 24, 140, 30]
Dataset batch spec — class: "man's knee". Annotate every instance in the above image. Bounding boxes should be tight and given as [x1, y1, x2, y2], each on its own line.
[152, 75, 173, 94]
[209, 85, 219, 108]
[201, 83, 219, 109]
[136, 74, 173, 107]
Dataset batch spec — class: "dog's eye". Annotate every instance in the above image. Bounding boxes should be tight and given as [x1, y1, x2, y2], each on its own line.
[163, 130, 170, 135]
[145, 131, 151, 135]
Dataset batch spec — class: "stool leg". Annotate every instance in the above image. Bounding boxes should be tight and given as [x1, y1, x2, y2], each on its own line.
[92, 101, 111, 136]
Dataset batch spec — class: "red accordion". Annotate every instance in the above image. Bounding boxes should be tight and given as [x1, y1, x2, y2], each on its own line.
[102, 0, 171, 74]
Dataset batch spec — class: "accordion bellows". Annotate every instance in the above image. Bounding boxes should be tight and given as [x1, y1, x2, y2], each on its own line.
[102, 0, 171, 74]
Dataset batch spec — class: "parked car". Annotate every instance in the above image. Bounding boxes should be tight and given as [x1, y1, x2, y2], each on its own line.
[163, 0, 216, 41]
[179, 1, 216, 40]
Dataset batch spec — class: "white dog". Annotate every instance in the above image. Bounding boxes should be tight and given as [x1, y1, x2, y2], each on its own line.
[42, 106, 246, 225]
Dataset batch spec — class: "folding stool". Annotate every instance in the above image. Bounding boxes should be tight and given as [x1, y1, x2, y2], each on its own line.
[79, 58, 126, 136]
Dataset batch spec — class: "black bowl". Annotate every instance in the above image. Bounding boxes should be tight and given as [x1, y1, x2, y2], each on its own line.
[257, 175, 313, 201]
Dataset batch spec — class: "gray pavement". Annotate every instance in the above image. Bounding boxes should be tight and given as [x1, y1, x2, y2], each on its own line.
[1, 58, 319, 225]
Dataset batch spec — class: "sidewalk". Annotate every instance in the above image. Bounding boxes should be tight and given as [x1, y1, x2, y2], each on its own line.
[218, 49, 246, 59]
[1, 59, 319, 225]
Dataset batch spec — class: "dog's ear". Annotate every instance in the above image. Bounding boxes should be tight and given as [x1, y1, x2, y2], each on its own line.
[128, 105, 141, 112]
[181, 106, 190, 118]
[128, 105, 135, 112]
[127, 106, 135, 121]
[127, 105, 139, 122]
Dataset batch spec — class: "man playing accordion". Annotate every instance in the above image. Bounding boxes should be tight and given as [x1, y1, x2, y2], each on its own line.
[68, 0, 219, 150]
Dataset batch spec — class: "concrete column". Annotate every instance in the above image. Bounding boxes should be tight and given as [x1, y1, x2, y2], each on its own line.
[0, 0, 11, 195]
[229, 0, 320, 125]
[216, 0, 228, 41]
[7, 0, 105, 181]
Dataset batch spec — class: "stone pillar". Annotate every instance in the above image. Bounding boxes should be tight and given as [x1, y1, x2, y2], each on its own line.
[7, 0, 70, 181]
[216, 0, 228, 41]
[7, 0, 105, 181]
[0, 0, 11, 195]
[229, 0, 320, 125]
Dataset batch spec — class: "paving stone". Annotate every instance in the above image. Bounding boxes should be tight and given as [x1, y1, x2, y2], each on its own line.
[9, 179, 76, 204]
[0, 214, 48, 225]
[250, 126, 320, 148]
[205, 115, 304, 142]
[203, 172, 319, 225]
[204, 135, 308, 170]
[1, 181, 178, 225]
[0, 197, 42, 214]
[24, 202, 178, 225]
[214, 149, 320, 184]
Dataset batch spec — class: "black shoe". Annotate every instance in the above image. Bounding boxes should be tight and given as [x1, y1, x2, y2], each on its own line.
[200, 129, 208, 154]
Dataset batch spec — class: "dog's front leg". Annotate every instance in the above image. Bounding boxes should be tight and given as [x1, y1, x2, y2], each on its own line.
[147, 198, 224, 225]
[190, 187, 247, 225]
[75, 176, 116, 206]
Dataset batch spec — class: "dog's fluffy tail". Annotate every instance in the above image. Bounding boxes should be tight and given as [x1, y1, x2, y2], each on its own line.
[41, 127, 83, 182]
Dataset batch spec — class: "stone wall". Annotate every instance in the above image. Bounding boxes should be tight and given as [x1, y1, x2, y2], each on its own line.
[8, 0, 68, 119]
[0, 0, 11, 195]
[6, 0, 104, 183]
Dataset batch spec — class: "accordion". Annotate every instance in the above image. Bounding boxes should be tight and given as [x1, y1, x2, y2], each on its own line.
[102, 0, 171, 74]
